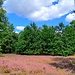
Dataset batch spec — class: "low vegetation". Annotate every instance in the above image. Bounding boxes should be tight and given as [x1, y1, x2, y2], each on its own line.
[0, 54, 75, 75]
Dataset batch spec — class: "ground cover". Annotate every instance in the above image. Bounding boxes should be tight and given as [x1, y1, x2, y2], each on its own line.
[0, 54, 75, 75]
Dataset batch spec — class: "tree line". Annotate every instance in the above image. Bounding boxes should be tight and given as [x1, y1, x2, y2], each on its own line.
[0, 0, 75, 56]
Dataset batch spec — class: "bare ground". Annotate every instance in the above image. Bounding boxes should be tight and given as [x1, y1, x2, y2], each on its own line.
[0, 54, 75, 75]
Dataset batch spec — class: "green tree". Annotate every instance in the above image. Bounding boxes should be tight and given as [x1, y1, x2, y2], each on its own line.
[0, 0, 7, 52]
[16, 23, 42, 54]
[62, 21, 75, 56]
[0, 0, 18, 53]
[2, 25, 18, 53]
[41, 25, 55, 55]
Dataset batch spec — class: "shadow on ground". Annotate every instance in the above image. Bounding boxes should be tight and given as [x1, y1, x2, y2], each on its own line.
[49, 57, 75, 73]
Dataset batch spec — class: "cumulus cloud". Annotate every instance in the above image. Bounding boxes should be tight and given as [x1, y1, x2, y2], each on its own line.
[16, 26, 25, 31]
[3, 0, 74, 21]
[65, 13, 75, 22]
[15, 31, 19, 34]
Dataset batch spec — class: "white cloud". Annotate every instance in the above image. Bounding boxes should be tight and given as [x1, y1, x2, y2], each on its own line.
[16, 26, 25, 31]
[65, 13, 75, 22]
[15, 31, 19, 34]
[3, 0, 74, 21]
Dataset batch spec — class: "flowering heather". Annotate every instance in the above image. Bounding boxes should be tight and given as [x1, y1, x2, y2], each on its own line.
[0, 54, 75, 75]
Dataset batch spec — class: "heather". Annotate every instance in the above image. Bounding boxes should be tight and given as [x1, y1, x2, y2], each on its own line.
[0, 54, 75, 75]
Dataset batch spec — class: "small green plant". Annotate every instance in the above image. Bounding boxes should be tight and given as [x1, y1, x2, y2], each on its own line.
[0, 46, 3, 57]
[0, 46, 2, 52]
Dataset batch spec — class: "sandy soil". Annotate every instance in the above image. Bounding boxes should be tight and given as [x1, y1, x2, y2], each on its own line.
[0, 54, 75, 75]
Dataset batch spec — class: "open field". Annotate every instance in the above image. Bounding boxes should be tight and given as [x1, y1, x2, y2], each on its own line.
[0, 54, 75, 75]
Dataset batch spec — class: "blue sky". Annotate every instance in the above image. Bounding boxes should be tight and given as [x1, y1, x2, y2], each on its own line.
[4, 0, 75, 33]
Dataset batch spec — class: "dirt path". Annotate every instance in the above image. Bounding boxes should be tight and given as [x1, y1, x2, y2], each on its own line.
[0, 54, 75, 75]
